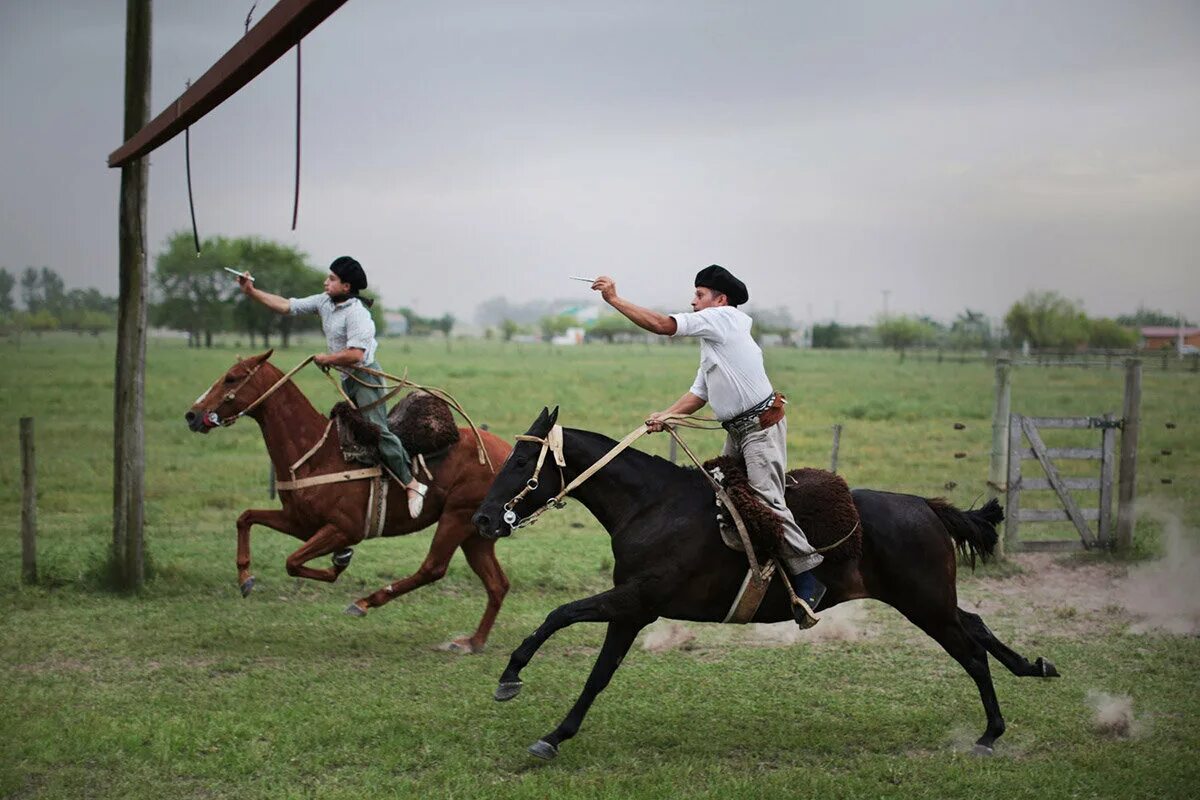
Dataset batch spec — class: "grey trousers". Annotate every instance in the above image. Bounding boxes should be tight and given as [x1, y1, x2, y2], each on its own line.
[343, 362, 414, 485]
[722, 417, 823, 574]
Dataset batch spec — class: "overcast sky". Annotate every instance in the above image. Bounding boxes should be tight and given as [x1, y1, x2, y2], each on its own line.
[1, 0, 1197, 325]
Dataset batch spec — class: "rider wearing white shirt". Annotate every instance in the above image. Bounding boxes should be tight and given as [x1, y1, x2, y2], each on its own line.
[591, 265, 825, 628]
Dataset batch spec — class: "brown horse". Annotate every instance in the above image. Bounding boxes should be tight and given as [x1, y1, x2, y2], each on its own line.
[185, 350, 512, 653]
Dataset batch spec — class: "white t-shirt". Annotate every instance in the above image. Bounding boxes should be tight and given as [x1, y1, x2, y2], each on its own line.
[670, 306, 773, 421]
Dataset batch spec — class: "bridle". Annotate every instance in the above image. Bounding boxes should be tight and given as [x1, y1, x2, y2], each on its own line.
[501, 425, 567, 529]
[201, 359, 270, 428]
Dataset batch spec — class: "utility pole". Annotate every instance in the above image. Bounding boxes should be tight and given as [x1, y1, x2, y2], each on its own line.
[881, 289, 891, 319]
[113, 0, 151, 590]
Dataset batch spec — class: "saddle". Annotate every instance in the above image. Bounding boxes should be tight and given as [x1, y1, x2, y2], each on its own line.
[330, 390, 460, 468]
[703, 456, 862, 564]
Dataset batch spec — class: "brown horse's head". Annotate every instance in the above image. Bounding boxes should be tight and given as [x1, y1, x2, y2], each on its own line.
[185, 349, 276, 433]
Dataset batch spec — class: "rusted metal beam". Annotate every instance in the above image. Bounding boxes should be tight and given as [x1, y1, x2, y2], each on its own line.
[107, 0, 349, 168]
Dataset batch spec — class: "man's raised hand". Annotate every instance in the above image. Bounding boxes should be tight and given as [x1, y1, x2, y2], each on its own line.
[590, 275, 617, 304]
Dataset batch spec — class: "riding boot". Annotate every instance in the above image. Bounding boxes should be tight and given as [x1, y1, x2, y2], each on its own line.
[788, 570, 826, 629]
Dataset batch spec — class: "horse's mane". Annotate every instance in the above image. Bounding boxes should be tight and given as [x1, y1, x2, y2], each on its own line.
[562, 427, 710, 489]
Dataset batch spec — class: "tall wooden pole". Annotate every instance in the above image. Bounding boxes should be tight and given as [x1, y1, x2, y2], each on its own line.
[987, 359, 1012, 556]
[1115, 359, 1142, 552]
[113, 0, 151, 590]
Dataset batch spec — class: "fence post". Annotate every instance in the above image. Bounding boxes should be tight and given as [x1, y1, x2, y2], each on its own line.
[988, 359, 1013, 556]
[1005, 413, 1023, 554]
[20, 417, 37, 584]
[1116, 359, 1142, 552]
[668, 435, 678, 465]
[268, 464, 276, 500]
[830, 423, 843, 474]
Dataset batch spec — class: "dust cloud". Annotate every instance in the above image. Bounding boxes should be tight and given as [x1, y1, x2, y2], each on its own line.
[1119, 511, 1200, 636]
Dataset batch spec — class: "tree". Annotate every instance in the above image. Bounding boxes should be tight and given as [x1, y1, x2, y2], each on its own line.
[499, 318, 522, 342]
[811, 322, 848, 349]
[39, 267, 65, 316]
[877, 315, 936, 355]
[588, 313, 639, 342]
[231, 238, 325, 348]
[20, 267, 40, 311]
[0, 268, 14, 314]
[152, 232, 237, 347]
[949, 308, 993, 351]
[1004, 291, 1089, 349]
[1087, 318, 1137, 349]
[1116, 307, 1193, 328]
[539, 313, 575, 342]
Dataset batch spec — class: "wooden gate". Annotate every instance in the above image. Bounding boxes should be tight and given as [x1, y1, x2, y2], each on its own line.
[1004, 413, 1120, 551]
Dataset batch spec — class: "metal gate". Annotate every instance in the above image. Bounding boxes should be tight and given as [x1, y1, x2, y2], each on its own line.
[1004, 413, 1119, 551]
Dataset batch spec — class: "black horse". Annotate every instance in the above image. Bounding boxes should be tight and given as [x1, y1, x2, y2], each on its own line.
[472, 408, 1060, 760]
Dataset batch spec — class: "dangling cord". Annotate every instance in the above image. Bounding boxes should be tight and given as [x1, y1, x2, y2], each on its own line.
[291, 39, 302, 230]
[184, 80, 200, 255]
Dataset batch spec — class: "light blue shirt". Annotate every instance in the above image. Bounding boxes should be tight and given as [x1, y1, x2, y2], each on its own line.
[288, 293, 377, 366]
[670, 306, 773, 421]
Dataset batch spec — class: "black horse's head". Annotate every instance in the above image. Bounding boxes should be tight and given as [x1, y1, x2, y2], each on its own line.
[472, 406, 564, 539]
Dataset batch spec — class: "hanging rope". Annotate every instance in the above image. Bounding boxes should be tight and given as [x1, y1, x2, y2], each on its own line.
[291, 39, 302, 230]
[183, 80, 200, 255]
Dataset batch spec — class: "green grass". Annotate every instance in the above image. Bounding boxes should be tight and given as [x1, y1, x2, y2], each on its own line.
[1, 334, 1198, 799]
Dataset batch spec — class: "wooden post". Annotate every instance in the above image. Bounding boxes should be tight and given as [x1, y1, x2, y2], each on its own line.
[113, 0, 152, 590]
[988, 359, 1012, 556]
[1005, 413, 1023, 553]
[268, 464, 276, 500]
[1116, 359, 1142, 552]
[830, 424, 842, 473]
[1098, 413, 1116, 548]
[668, 435, 678, 465]
[20, 418, 37, 584]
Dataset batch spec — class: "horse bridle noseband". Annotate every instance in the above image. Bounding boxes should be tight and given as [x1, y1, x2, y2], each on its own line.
[203, 360, 268, 428]
[501, 425, 567, 530]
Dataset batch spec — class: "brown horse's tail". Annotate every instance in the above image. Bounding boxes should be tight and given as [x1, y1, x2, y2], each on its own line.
[926, 497, 1002, 570]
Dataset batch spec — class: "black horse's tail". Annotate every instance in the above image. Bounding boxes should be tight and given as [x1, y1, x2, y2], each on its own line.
[926, 497, 1003, 569]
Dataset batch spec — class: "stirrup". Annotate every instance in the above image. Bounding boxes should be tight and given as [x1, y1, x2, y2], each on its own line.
[792, 597, 820, 630]
[407, 481, 428, 518]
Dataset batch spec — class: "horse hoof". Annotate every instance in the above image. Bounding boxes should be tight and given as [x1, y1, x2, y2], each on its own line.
[971, 743, 995, 757]
[344, 602, 368, 617]
[239, 577, 255, 598]
[332, 548, 353, 568]
[1037, 657, 1060, 678]
[528, 740, 558, 760]
[494, 681, 523, 702]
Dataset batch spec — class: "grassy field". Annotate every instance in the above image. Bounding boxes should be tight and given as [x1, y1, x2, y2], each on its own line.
[1, 334, 1197, 799]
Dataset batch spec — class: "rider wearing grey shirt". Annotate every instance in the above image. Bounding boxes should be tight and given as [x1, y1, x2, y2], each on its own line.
[237, 256, 427, 518]
[591, 265, 825, 629]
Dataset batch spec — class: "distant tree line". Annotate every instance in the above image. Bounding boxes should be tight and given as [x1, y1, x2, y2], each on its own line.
[0, 266, 117, 338]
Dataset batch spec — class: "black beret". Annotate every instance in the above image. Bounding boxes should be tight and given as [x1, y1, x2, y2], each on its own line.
[694, 264, 748, 306]
[329, 256, 367, 292]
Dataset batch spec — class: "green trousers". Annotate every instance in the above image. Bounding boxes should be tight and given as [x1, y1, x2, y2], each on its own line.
[343, 362, 414, 484]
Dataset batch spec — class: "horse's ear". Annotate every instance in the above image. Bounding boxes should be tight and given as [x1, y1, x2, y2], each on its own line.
[548, 406, 559, 426]
[257, 348, 274, 363]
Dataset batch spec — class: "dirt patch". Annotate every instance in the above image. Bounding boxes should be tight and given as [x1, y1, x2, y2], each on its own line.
[961, 553, 1128, 636]
[641, 621, 698, 653]
[749, 601, 875, 645]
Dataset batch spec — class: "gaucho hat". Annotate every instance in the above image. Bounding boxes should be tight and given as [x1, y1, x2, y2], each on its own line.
[329, 256, 367, 292]
[694, 264, 748, 306]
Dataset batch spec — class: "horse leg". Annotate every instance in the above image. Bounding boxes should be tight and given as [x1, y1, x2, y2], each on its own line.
[958, 608, 1061, 678]
[344, 514, 462, 618]
[450, 535, 511, 654]
[494, 583, 649, 702]
[235, 509, 306, 597]
[284, 523, 357, 582]
[528, 620, 649, 760]
[901, 608, 1006, 754]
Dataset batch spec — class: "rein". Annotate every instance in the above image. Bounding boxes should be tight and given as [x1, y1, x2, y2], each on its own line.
[502, 415, 859, 587]
[207, 355, 494, 473]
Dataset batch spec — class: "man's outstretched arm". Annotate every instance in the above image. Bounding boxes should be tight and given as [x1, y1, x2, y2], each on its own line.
[238, 273, 290, 315]
[591, 275, 677, 335]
